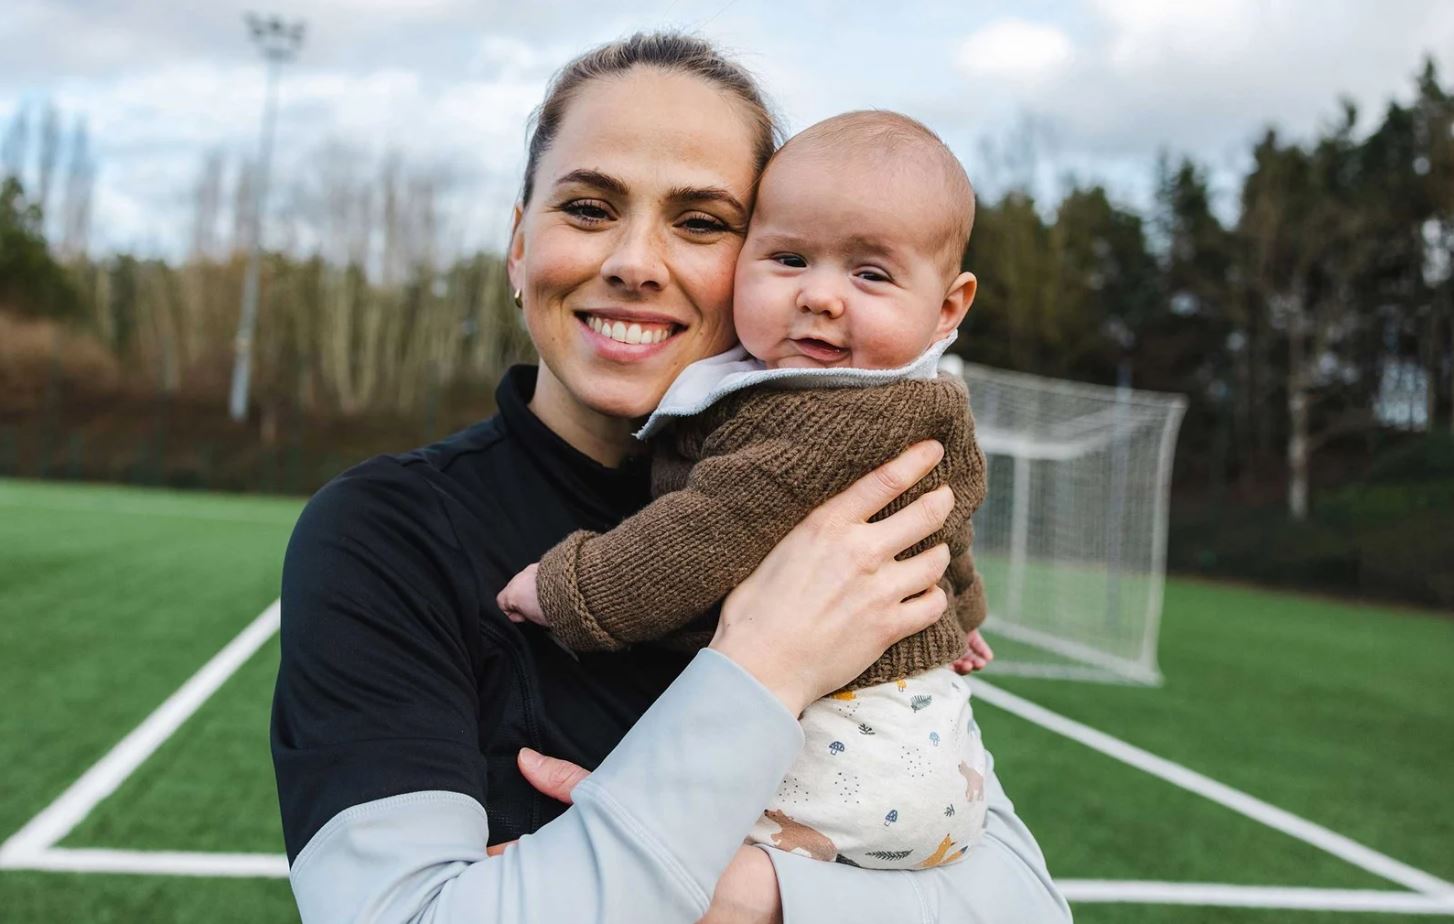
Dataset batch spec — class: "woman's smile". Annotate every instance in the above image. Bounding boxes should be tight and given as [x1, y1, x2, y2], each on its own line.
[578, 309, 684, 357]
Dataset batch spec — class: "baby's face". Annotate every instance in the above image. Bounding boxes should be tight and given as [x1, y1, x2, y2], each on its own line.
[733, 149, 958, 370]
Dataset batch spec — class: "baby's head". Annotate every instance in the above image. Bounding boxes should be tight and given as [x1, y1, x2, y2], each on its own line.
[734, 110, 977, 370]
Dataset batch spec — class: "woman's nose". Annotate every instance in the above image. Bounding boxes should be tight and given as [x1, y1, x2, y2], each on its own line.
[600, 222, 668, 293]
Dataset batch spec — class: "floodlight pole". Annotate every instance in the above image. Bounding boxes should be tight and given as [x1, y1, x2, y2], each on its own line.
[228, 14, 305, 423]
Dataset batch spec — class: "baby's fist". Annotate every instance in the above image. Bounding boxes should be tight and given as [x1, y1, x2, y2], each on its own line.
[496, 563, 548, 627]
[951, 628, 995, 674]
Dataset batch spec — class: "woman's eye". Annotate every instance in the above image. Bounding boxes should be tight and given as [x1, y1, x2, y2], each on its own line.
[680, 213, 729, 235]
[562, 200, 612, 223]
[773, 253, 807, 268]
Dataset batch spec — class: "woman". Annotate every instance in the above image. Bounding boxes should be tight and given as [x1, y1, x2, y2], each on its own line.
[271, 32, 1069, 923]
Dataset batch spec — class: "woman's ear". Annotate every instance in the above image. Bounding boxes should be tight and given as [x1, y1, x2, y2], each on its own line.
[935, 271, 977, 339]
[506, 203, 526, 301]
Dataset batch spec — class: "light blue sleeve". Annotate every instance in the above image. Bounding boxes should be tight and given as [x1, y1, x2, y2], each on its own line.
[765, 751, 1072, 924]
[288, 649, 804, 924]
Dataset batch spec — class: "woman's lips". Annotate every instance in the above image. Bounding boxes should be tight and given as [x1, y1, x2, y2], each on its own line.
[578, 312, 681, 360]
[791, 338, 848, 362]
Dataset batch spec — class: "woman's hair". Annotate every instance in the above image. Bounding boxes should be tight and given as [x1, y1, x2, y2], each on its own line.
[520, 31, 782, 205]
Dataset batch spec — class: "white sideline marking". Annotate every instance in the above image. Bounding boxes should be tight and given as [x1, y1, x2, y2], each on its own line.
[0, 602, 282, 867]
[970, 678, 1454, 900]
[1059, 881, 1454, 914]
[10, 848, 289, 879]
[11, 850, 1454, 915]
[5, 598, 1451, 916]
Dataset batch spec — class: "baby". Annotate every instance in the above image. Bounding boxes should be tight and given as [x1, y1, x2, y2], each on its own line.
[499, 110, 994, 870]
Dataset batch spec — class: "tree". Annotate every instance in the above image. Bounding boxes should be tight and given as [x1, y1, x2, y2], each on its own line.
[958, 191, 1055, 373]
[58, 118, 94, 259]
[1048, 184, 1160, 383]
[0, 177, 82, 320]
[1410, 58, 1454, 430]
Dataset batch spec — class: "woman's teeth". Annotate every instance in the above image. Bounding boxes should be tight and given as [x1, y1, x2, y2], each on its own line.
[586, 315, 672, 345]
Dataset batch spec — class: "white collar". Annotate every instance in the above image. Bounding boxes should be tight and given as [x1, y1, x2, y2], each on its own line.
[635, 330, 958, 440]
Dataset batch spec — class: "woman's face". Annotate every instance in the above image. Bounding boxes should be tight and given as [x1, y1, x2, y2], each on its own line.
[509, 67, 759, 432]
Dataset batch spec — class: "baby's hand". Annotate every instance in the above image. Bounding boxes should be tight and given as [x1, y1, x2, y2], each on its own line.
[496, 563, 548, 627]
[951, 628, 995, 674]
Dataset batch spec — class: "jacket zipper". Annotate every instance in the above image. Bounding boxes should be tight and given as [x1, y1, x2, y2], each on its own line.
[477, 616, 545, 831]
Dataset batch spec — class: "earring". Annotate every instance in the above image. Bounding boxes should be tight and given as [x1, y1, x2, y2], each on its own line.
[512, 289, 523, 308]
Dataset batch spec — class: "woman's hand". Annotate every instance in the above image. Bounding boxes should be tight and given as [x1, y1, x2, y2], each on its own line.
[700, 845, 782, 924]
[711, 440, 955, 715]
[484, 748, 588, 856]
[505, 749, 783, 923]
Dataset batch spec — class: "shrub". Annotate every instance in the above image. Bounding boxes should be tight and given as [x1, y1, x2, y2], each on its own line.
[0, 312, 119, 409]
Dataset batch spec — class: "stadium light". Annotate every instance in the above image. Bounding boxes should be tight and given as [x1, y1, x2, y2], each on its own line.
[228, 13, 306, 423]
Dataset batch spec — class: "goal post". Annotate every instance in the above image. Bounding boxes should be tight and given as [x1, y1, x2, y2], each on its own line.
[940, 356, 1188, 685]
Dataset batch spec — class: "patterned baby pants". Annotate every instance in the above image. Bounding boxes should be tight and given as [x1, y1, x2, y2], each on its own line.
[749, 667, 989, 870]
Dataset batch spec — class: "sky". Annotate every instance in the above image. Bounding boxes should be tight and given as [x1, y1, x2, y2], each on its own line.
[3, 0, 1453, 258]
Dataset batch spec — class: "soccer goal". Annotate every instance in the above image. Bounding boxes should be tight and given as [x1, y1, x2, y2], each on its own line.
[940, 356, 1187, 685]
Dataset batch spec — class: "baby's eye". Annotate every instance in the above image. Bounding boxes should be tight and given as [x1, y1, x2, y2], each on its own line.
[561, 200, 612, 224]
[772, 253, 807, 268]
[856, 268, 892, 283]
[680, 212, 729, 235]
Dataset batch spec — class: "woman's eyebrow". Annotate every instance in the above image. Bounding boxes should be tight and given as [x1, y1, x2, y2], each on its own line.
[553, 169, 629, 197]
[666, 184, 747, 219]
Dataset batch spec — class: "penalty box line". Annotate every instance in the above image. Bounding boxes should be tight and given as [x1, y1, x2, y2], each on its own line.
[9, 854, 1454, 916]
[6, 605, 1453, 916]
[969, 678, 1454, 901]
[0, 601, 282, 869]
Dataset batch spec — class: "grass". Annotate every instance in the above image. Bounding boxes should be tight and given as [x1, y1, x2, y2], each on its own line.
[982, 579, 1454, 885]
[1, 477, 1451, 923]
[63, 635, 286, 853]
[0, 480, 298, 845]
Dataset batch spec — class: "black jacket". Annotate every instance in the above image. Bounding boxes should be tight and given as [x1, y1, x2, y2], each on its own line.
[271, 366, 693, 862]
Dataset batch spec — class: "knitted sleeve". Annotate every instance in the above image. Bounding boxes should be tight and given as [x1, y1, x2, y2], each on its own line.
[537, 376, 989, 654]
[730, 377, 987, 562]
[536, 413, 818, 652]
[948, 531, 989, 634]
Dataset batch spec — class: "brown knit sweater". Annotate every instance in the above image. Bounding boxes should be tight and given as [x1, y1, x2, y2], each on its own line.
[537, 375, 989, 690]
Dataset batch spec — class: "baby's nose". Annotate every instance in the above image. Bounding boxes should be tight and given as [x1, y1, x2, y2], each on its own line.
[798, 286, 845, 317]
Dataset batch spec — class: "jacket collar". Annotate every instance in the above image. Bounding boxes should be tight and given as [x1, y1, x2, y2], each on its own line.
[496, 365, 651, 524]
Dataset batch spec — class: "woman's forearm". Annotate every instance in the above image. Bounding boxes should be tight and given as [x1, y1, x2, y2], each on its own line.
[288, 651, 803, 924]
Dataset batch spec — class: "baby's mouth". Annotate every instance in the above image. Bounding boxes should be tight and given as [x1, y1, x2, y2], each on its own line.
[791, 338, 848, 362]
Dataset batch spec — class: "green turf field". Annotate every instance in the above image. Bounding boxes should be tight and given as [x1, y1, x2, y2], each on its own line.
[2, 477, 1452, 922]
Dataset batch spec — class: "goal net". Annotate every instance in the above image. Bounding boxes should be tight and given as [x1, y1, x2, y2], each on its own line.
[940, 356, 1187, 685]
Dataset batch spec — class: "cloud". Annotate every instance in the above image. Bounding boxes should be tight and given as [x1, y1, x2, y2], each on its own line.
[956, 19, 1073, 85]
[0, 0, 701, 253]
[953, 0, 1454, 160]
[5, 0, 1454, 253]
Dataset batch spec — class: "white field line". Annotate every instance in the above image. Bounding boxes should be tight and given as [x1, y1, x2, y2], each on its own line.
[8, 851, 1454, 916]
[1059, 881, 1454, 914]
[970, 678, 1454, 900]
[6, 600, 1451, 916]
[0, 602, 282, 867]
[9, 847, 288, 879]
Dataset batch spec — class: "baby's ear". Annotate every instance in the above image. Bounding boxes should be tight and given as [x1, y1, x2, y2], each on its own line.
[936, 271, 977, 339]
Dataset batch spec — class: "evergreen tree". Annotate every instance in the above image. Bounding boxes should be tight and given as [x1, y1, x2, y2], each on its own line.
[0, 176, 81, 320]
